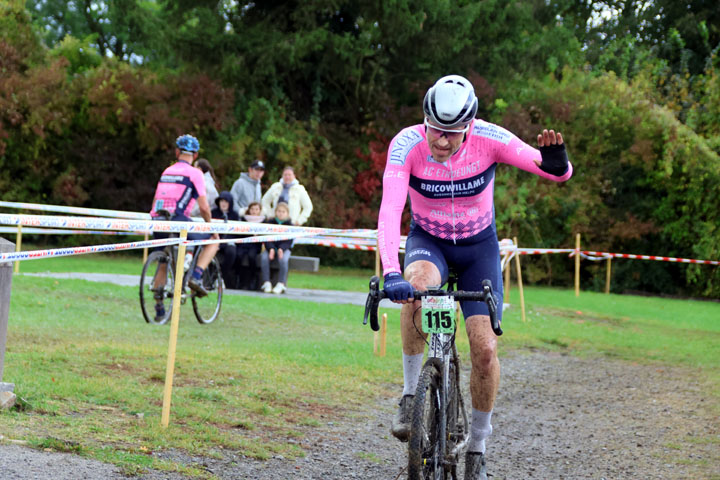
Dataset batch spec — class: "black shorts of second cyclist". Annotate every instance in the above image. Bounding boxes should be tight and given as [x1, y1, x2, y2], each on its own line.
[151, 213, 211, 253]
[404, 224, 504, 322]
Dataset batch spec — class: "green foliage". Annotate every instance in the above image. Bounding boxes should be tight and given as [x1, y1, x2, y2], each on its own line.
[48, 34, 102, 75]
[495, 69, 720, 296]
[4, 2, 720, 296]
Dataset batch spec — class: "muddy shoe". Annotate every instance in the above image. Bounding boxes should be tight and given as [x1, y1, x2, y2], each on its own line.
[154, 304, 166, 321]
[464, 452, 487, 480]
[188, 277, 208, 297]
[390, 394, 414, 442]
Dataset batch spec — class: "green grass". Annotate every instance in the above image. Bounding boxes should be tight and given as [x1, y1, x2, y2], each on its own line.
[3, 253, 719, 477]
[16, 244, 374, 290]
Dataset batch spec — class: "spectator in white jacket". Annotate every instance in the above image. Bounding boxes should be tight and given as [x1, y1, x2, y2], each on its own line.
[190, 158, 219, 217]
[261, 166, 313, 226]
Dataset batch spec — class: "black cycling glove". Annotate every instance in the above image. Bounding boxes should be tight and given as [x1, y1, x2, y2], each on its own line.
[383, 272, 414, 302]
[538, 143, 569, 176]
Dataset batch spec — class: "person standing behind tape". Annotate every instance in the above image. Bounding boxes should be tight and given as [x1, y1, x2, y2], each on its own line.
[261, 166, 313, 226]
[230, 160, 265, 216]
[150, 134, 219, 299]
[190, 158, 219, 218]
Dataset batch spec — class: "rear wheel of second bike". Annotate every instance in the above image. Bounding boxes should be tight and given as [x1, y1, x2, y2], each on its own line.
[139, 251, 174, 325]
[408, 362, 447, 480]
[192, 256, 223, 324]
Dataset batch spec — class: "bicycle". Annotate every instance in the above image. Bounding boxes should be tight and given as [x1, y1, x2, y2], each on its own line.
[363, 275, 501, 480]
[139, 212, 223, 325]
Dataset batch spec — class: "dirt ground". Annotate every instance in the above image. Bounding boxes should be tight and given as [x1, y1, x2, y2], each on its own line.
[1, 349, 717, 479]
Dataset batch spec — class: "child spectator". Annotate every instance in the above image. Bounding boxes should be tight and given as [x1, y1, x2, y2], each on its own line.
[211, 191, 241, 289]
[259, 202, 293, 294]
[235, 201, 265, 290]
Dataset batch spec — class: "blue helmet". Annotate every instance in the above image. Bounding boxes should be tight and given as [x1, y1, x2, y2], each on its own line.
[176, 134, 200, 153]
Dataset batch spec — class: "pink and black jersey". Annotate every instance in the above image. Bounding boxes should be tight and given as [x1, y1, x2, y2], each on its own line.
[150, 160, 206, 218]
[378, 119, 573, 275]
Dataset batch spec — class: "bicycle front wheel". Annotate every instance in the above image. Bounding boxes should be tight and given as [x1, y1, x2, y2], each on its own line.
[408, 361, 446, 480]
[139, 251, 174, 325]
[192, 256, 223, 324]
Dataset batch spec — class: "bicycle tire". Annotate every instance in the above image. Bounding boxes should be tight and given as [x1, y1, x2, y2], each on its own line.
[192, 256, 223, 324]
[445, 350, 465, 479]
[408, 361, 445, 480]
[139, 250, 174, 325]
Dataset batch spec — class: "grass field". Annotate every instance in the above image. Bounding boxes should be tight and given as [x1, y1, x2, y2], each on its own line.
[3, 252, 719, 476]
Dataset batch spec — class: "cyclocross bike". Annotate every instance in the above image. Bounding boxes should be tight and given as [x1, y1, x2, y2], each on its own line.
[364, 275, 502, 480]
[139, 212, 223, 325]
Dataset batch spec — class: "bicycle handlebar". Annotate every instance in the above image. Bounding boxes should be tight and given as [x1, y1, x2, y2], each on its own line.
[363, 276, 502, 336]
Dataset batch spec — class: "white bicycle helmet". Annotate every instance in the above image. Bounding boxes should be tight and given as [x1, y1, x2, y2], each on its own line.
[423, 75, 478, 129]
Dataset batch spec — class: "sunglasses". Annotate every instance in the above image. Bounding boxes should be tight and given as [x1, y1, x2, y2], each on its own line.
[424, 118, 470, 139]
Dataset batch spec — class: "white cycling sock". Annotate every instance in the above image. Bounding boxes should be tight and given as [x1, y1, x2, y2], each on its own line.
[402, 353, 424, 396]
[467, 409, 493, 453]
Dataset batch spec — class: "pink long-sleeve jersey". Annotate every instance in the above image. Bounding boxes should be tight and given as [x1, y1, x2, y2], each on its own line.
[377, 119, 573, 275]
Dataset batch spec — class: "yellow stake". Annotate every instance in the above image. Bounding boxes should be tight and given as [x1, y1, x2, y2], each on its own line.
[161, 230, 187, 428]
[143, 232, 149, 264]
[605, 256, 612, 294]
[575, 233, 581, 297]
[14, 225, 22, 274]
[379, 313, 387, 357]
[513, 237, 526, 323]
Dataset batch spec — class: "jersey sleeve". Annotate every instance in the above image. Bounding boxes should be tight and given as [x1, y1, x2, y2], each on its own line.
[477, 122, 573, 181]
[377, 127, 423, 275]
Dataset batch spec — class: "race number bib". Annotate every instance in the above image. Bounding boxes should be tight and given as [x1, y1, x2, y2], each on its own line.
[421, 296, 455, 334]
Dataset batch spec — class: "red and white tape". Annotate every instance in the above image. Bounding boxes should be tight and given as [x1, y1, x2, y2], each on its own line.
[581, 250, 719, 266]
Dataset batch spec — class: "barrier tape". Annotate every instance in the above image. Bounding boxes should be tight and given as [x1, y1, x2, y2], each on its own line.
[0, 213, 374, 238]
[0, 227, 132, 236]
[1, 209, 716, 267]
[296, 238, 377, 251]
[185, 232, 317, 247]
[581, 250, 719, 266]
[0, 237, 182, 263]
[516, 248, 575, 255]
[0, 200, 151, 220]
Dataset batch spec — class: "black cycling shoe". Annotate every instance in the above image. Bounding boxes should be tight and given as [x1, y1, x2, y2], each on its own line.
[390, 394, 414, 442]
[464, 452, 488, 480]
[188, 277, 208, 297]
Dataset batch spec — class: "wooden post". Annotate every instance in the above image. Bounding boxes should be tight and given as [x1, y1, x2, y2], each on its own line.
[379, 313, 387, 357]
[513, 237, 526, 323]
[375, 238, 381, 278]
[0, 238, 15, 392]
[13, 225, 22, 274]
[503, 250, 511, 303]
[575, 233, 581, 297]
[161, 229, 187, 428]
[142, 232, 149, 264]
[605, 256, 612, 294]
[373, 330, 379, 355]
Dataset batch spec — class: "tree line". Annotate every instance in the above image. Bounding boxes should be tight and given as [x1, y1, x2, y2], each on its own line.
[1, 0, 718, 297]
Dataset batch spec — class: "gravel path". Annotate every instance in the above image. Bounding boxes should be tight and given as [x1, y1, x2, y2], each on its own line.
[1, 350, 717, 479]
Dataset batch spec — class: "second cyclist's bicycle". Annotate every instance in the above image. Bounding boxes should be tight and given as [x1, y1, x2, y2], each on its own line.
[139, 213, 223, 325]
[364, 275, 501, 480]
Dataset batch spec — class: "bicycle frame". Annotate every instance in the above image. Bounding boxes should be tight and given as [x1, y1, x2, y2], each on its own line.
[363, 274, 500, 478]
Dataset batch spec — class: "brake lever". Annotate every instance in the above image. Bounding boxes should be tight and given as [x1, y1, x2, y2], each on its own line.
[363, 276, 382, 331]
[481, 280, 503, 336]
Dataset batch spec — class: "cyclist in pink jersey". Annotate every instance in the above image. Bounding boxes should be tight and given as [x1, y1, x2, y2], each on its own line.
[378, 75, 572, 480]
[150, 134, 219, 299]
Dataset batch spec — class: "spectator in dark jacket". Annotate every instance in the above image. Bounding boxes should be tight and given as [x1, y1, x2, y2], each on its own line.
[235, 201, 265, 289]
[211, 191, 241, 289]
[259, 202, 293, 294]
